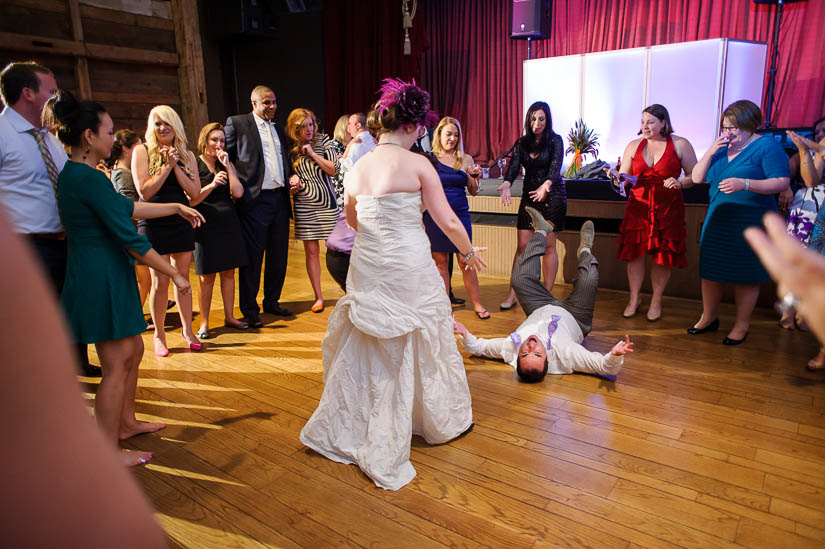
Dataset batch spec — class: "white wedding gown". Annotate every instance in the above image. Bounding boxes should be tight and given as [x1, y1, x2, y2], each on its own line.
[299, 191, 473, 490]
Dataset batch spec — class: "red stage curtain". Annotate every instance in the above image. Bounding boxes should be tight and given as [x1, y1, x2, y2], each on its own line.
[322, 0, 428, 130]
[422, 0, 825, 163]
[324, 0, 824, 163]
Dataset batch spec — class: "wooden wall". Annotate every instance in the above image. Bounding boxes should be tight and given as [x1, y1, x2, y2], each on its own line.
[0, 0, 206, 146]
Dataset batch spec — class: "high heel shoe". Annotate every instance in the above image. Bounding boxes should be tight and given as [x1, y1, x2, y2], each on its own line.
[722, 331, 748, 346]
[687, 318, 719, 335]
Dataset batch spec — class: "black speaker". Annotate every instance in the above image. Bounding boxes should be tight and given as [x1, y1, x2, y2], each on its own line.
[208, 0, 279, 38]
[510, 0, 552, 40]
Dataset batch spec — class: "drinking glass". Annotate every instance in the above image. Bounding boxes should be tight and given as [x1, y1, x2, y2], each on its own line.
[497, 157, 508, 180]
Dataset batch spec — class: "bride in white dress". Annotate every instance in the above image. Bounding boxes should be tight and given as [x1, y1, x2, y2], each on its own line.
[299, 79, 487, 490]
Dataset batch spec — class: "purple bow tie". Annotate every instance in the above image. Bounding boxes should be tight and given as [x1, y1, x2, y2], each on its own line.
[510, 315, 561, 349]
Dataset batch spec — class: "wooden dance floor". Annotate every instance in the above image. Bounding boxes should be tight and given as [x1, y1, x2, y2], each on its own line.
[83, 243, 825, 548]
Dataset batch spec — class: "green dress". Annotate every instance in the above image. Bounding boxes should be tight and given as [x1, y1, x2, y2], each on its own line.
[58, 161, 152, 344]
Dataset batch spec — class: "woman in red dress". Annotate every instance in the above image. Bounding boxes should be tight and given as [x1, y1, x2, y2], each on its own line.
[608, 104, 698, 321]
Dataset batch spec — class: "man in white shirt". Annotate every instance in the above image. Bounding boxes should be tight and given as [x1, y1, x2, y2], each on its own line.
[339, 112, 375, 172]
[0, 61, 97, 376]
[225, 85, 300, 327]
[454, 207, 634, 382]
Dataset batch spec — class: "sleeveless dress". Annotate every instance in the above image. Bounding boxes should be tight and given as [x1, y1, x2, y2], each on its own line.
[700, 136, 790, 284]
[136, 151, 195, 255]
[423, 156, 472, 253]
[58, 162, 151, 343]
[299, 192, 473, 491]
[616, 137, 687, 268]
[293, 134, 341, 240]
[193, 158, 248, 275]
[505, 133, 565, 231]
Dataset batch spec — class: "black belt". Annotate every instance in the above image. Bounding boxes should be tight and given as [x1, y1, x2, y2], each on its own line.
[27, 231, 66, 240]
[261, 186, 287, 193]
[326, 248, 351, 257]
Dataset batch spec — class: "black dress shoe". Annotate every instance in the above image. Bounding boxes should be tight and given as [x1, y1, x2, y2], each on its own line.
[80, 362, 102, 377]
[243, 316, 264, 328]
[263, 304, 291, 316]
[687, 318, 719, 335]
[722, 331, 748, 346]
[449, 292, 465, 305]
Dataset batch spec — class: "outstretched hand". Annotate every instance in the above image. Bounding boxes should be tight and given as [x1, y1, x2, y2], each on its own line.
[497, 182, 512, 206]
[611, 335, 634, 356]
[171, 272, 191, 296]
[177, 205, 205, 228]
[463, 247, 488, 271]
[453, 317, 468, 337]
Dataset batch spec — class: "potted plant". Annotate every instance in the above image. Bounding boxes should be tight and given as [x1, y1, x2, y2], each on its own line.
[564, 120, 599, 177]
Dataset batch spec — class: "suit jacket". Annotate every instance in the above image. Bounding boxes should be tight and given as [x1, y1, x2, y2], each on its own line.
[224, 113, 293, 213]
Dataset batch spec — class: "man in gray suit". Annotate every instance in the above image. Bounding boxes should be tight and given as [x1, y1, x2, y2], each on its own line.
[455, 207, 634, 382]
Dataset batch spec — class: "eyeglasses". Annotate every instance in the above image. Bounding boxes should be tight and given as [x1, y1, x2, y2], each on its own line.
[720, 126, 738, 133]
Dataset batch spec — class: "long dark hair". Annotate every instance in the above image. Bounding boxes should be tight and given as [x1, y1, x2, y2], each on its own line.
[523, 101, 554, 152]
[104, 129, 140, 169]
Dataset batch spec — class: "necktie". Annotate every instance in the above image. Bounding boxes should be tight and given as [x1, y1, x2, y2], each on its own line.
[27, 128, 60, 197]
[546, 314, 561, 350]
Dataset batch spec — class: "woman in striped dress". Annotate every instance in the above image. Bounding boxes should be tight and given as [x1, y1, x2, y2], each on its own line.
[286, 108, 341, 313]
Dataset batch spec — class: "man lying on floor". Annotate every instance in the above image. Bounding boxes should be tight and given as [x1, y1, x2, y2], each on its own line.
[453, 208, 634, 382]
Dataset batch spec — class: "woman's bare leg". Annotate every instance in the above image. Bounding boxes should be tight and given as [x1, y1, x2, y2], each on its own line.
[171, 251, 198, 346]
[198, 273, 216, 334]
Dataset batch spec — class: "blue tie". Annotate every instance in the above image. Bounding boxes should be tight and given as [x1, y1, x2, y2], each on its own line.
[546, 315, 560, 350]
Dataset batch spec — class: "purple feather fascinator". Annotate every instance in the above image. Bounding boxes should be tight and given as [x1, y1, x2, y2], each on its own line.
[375, 77, 439, 127]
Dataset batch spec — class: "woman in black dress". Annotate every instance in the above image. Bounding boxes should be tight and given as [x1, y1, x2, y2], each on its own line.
[133, 105, 203, 356]
[190, 123, 249, 338]
[497, 101, 565, 309]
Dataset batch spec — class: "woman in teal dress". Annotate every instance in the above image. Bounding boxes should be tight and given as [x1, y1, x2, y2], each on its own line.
[688, 100, 790, 345]
[51, 91, 204, 467]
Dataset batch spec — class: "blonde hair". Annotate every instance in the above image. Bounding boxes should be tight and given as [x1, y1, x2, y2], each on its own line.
[333, 114, 349, 143]
[431, 116, 465, 170]
[286, 108, 319, 170]
[144, 105, 191, 176]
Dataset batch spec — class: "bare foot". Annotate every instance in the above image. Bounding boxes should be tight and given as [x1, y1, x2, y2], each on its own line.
[807, 349, 825, 371]
[120, 420, 167, 440]
[779, 312, 795, 329]
[122, 449, 153, 467]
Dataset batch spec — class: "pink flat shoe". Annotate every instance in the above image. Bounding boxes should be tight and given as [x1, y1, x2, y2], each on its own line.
[189, 342, 202, 351]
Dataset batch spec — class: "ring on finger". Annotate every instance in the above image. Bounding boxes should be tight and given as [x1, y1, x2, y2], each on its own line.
[775, 291, 801, 315]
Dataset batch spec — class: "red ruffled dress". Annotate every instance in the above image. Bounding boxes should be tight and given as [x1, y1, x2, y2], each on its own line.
[616, 137, 688, 268]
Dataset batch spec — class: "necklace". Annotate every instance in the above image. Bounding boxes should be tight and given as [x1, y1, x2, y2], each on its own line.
[729, 135, 754, 152]
[376, 141, 404, 147]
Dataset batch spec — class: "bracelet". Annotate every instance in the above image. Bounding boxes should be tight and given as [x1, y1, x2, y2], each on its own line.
[744, 178, 751, 191]
[459, 249, 474, 262]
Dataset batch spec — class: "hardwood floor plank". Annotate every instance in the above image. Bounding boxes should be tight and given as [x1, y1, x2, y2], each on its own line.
[101, 244, 825, 547]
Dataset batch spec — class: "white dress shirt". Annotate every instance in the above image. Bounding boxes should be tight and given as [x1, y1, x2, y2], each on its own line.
[0, 106, 68, 233]
[459, 304, 623, 376]
[339, 130, 376, 172]
[253, 112, 285, 189]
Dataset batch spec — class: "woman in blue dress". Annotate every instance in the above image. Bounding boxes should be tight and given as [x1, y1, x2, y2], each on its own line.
[423, 116, 489, 319]
[688, 100, 790, 345]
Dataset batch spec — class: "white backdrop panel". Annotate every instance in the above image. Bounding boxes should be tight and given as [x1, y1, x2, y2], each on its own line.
[648, 40, 725, 163]
[581, 48, 647, 167]
[723, 41, 768, 115]
[523, 54, 581, 161]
